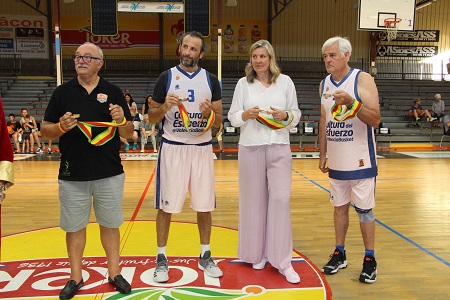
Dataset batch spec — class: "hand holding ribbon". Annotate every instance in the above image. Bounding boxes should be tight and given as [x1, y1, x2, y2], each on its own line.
[329, 90, 363, 122]
[257, 108, 293, 130]
[109, 103, 125, 124]
[177, 98, 215, 136]
[58, 112, 79, 133]
[199, 99, 213, 119]
[244, 106, 260, 121]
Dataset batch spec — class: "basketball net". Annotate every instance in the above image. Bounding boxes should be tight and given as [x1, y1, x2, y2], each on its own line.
[384, 18, 402, 41]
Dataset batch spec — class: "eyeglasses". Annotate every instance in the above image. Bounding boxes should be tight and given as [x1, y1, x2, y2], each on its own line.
[72, 55, 101, 63]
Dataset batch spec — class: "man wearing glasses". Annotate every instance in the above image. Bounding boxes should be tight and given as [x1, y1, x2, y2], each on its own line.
[41, 42, 134, 299]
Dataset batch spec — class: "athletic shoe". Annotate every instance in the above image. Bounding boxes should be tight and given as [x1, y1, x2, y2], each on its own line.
[198, 251, 223, 278]
[140, 149, 144, 153]
[430, 117, 437, 122]
[48, 148, 53, 155]
[252, 257, 267, 270]
[35, 147, 43, 154]
[279, 266, 300, 284]
[153, 254, 169, 283]
[132, 144, 137, 151]
[322, 248, 348, 275]
[125, 144, 130, 151]
[359, 255, 377, 283]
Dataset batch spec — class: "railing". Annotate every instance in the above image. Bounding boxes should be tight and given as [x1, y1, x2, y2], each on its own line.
[0, 54, 21, 76]
[1, 54, 448, 81]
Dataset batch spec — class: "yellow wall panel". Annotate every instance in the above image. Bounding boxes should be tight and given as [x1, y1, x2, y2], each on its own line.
[0, 0, 449, 61]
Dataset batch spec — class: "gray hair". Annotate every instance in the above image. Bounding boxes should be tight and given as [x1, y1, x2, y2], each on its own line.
[245, 39, 281, 84]
[82, 42, 104, 60]
[435, 94, 441, 99]
[322, 36, 352, 59]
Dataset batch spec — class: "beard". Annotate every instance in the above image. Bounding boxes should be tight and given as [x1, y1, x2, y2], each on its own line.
[180, 54, 199, 68]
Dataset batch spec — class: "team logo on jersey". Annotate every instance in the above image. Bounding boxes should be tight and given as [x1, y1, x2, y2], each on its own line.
[175, 84, 180, 90]
[326, 86, 329, 92]
[176, 75, 180, 80]
[359, 159, 365, 167]
[97, 93, 108, 103]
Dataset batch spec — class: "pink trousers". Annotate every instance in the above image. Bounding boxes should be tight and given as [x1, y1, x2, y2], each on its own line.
[237, 144, 294, 270]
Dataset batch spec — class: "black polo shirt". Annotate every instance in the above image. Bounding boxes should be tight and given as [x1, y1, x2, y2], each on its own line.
[44, 77, 131, 181]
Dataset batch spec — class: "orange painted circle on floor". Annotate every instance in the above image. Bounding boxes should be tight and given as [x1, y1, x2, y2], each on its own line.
[1, 221, 331, 299]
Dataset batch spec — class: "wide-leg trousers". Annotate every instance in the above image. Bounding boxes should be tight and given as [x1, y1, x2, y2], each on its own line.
[237, 144, 294, 270]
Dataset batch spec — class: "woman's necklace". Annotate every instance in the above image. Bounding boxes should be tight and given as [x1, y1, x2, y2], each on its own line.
[256, 79, 270, 95]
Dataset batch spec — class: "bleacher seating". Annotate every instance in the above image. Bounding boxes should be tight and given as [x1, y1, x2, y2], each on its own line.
[3, 76, 450, 148]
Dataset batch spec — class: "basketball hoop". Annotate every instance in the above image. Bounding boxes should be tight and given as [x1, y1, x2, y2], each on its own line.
[384, 18, 402, 41]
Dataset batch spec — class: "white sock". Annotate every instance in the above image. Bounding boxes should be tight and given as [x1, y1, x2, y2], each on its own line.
[200, 244, 210, 256]
[157, 246, 166, 256]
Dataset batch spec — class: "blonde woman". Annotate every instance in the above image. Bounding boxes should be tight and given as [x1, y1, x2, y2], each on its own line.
[228, 40, 301, 284]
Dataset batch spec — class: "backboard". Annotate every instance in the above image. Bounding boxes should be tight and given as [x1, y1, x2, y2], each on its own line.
[358, 0, 416, 32]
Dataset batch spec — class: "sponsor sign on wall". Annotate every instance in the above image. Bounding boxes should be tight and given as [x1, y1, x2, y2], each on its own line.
[381, 30, 440, 42]
[377, 45, 438, 57]
[0, 15, 48, 58]
[118, 2, 184, 13]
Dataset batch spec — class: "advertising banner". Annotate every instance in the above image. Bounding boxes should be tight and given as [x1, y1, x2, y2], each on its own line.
[377, 45, 438, 57]
[381, 30, 440, 42]
[0, 15, 48, 58]
[0, 15, 267, 57]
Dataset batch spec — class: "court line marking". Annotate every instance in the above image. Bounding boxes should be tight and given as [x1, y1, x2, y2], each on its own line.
[291, 168, 450, 268]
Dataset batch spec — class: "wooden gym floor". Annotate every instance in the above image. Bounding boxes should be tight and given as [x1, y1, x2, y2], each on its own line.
[2, 147, 450, 299]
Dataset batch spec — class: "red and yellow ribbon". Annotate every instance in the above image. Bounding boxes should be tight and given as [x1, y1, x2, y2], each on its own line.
[256, 110, 293, 130]
[331, 99, 363, 122]
[77, 118, 127, 146]
[177, 102, 215, 136]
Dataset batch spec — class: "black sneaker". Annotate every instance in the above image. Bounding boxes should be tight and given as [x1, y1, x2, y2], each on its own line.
[322, 248, 348, 275]
[359, 255, 377, 283]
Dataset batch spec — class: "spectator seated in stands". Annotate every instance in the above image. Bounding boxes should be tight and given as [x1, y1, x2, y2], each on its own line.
[7, 113, 22, 153]
[20, 114, 34, 154]
[140, 114, 158, 153]
[408, 98, 436, 124]
[431, 93, 445, 123]
[141, 95, 152, 116]
[19, 108, 43, 153]
[125, 93, 137, 111]
[121, 105, 143, 151]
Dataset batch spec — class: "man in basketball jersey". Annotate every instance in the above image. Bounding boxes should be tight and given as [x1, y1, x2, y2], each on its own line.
[0, 97, 14, 202]
[318, 36, 381, 283]
[148, 31, 223, 283]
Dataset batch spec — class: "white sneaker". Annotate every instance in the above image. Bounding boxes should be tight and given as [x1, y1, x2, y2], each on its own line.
[279, 266, 300, 284]
[198, 251, 223, 278]
[140, 149, 144, 153]
[430, 117, 437, 122]
[153, 254, 169, 283]
[252, 257, 267, 270]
